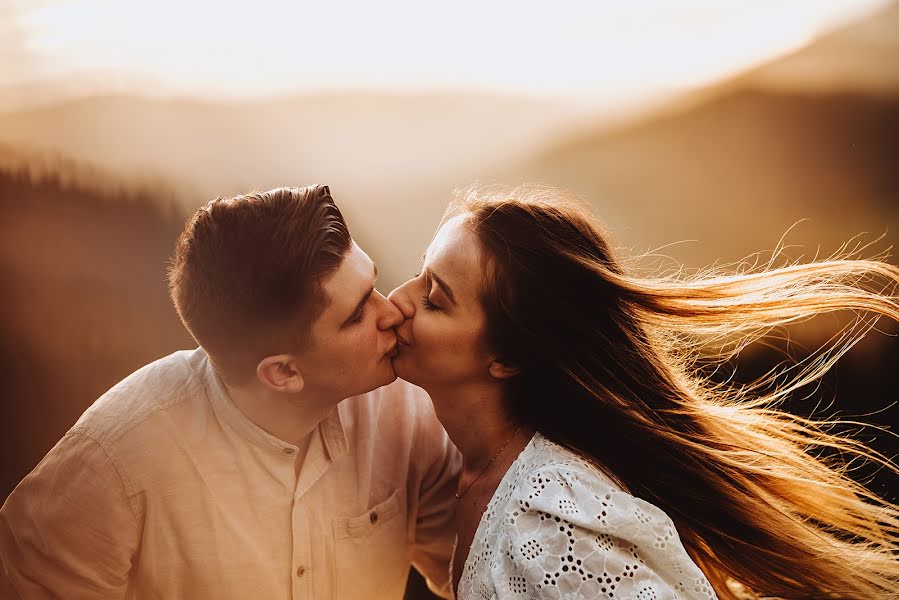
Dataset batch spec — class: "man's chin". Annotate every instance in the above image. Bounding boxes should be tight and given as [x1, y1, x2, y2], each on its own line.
[363, 368, 399, 395]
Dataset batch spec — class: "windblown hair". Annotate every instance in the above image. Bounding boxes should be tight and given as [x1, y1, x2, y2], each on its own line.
[169, 185, 351, 383]
[447, 184, 899, 599]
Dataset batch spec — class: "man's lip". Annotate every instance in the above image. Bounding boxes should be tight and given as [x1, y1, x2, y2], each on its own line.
[395, 333, 411, 347]
[385, 341, 400, 358]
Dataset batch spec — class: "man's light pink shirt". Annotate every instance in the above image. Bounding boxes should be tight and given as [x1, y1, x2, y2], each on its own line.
[0, 348, 460, 599]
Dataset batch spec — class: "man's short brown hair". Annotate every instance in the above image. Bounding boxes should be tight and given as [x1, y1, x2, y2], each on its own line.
[168, 185, 351, 383]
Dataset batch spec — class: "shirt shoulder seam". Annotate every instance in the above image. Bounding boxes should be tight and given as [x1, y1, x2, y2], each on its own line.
[72, 382, 195, 448]
[65, 430, 142, 524]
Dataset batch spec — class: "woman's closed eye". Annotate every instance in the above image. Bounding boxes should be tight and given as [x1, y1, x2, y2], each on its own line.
[413, 270, 444, 311]
[422, 295, 442, 311]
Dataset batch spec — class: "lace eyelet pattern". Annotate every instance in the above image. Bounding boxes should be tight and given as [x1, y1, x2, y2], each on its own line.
[455, 433, 717, 600]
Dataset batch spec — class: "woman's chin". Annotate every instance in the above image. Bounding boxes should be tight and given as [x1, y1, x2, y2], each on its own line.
[390, 355, 420, 385]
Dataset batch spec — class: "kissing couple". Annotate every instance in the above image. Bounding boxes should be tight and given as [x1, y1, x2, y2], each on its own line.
[3, 184, 899, 599]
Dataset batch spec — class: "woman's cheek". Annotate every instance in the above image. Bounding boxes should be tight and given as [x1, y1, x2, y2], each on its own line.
[416, 316, 440, 350]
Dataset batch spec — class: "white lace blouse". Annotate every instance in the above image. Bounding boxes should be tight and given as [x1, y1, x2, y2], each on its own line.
[454, 432, 717, 600]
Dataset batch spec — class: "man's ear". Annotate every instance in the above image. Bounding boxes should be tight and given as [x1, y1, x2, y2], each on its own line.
[256, 354, 305, 394]
[488, 359, 520, 380]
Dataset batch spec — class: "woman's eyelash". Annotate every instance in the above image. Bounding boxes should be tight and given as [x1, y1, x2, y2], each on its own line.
[350, 309, 366, 324]
[422, 296, 441, 311]
[413, 271, 441, 310]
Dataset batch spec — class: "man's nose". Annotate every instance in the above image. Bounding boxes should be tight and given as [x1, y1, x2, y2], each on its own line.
[387, 281, 415, 321]
[374, 290, 404, 330]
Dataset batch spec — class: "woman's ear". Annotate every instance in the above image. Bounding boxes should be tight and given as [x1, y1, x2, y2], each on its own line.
[488, 359, 520, 380]
[256, 355, 305, 394]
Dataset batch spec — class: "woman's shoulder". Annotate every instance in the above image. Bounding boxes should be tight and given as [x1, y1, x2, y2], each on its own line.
[510, 433, 625, 501]
[493, 433, 717, 599]
[505, 433, 683, 551]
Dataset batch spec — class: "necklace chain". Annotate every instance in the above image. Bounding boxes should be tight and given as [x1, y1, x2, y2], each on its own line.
[455, 427, 522, 499]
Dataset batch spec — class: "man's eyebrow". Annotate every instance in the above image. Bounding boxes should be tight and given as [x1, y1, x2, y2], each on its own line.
[425, 268, 456, 305]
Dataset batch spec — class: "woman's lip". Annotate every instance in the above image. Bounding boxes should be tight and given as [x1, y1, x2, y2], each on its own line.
[395, 333, 412, 347]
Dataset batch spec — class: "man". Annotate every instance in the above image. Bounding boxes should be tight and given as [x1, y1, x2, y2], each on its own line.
[0, 186, 460, 599]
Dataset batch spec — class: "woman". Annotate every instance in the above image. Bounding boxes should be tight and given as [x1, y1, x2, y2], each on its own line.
[388, 185, 899, 599]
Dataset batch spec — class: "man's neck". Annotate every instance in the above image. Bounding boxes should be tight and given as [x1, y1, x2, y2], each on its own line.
[224, 382, 336, 448]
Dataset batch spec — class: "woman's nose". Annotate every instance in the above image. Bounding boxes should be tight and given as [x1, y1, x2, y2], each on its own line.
[387, 280, 416, 320]
[374, 290, 403, 331]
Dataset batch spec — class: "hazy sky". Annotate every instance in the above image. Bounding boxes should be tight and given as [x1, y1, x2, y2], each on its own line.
[0, 0, 890, 99]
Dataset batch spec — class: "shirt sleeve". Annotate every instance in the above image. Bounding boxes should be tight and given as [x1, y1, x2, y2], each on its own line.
[493, 464, 716, 600]
[0, 430, 141, 599]
[408, 401, 462, 599]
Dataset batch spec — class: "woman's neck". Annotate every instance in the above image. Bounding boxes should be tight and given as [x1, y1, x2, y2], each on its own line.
[426, 380, 529, 471]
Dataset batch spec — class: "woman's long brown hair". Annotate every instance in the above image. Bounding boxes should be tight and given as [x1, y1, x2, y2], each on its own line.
[447, 185, 899, 599]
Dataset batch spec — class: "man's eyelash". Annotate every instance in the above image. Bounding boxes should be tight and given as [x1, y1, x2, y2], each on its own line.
[350, 309, 366, 324]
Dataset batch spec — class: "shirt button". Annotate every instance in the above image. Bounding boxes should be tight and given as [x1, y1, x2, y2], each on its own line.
[369, 511, 378, 524]
[296, 565, 306, 577]
[283, 447, 296, 455]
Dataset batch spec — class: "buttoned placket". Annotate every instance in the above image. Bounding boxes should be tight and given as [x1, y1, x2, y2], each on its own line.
[202, 355, 348, 599]
[287, 435, 318, 600]
[287, 408, 349, 600]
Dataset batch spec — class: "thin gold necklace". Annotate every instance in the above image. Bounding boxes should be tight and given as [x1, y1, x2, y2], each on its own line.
[455, 427, 522, 499]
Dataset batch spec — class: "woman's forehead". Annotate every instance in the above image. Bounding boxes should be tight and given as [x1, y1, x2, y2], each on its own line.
[425, 215, 482, 293]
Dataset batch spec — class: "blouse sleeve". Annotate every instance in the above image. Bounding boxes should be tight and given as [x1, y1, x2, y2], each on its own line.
[491, 464, 716, 600]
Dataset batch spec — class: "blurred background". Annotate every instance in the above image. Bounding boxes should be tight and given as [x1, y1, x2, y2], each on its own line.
[1, 1, 897, 597]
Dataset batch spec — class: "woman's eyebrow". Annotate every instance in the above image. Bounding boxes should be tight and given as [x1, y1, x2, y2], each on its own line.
[425, 268, 456, 305]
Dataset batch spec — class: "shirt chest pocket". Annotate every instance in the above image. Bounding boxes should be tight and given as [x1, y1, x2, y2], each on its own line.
[332, 488, 410, 598]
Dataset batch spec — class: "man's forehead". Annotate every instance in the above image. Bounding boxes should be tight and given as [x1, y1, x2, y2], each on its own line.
[319, 243, 375, 314]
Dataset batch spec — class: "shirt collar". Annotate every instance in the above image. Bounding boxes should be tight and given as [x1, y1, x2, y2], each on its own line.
[190, 347, 348, 460]
[321, 405, 348, 461]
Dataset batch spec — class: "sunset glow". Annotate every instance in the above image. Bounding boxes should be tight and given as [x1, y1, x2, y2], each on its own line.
[2, 0, 889, 99]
